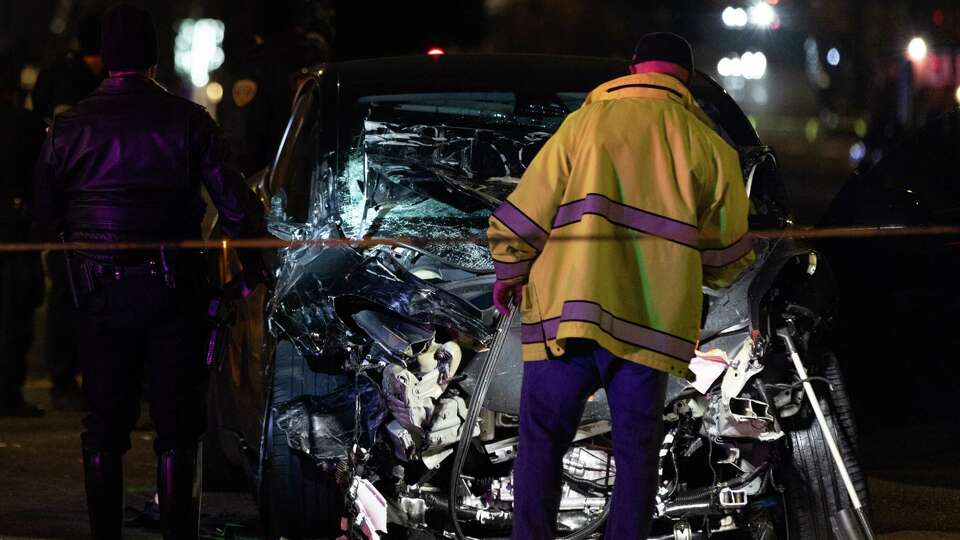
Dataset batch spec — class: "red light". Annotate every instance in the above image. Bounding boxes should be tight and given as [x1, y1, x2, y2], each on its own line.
[427, 48, 445, 57]
[933, 9, 945, 26]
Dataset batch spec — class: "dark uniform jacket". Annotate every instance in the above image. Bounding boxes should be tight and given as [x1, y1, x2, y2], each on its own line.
[32, 76, 265, 276]
[32, 53, 104, 123]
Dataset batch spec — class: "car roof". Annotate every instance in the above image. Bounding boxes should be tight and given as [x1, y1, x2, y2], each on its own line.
[320, 54, 629, 96]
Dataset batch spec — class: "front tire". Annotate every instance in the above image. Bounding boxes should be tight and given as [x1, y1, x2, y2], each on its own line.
[781, 352, 870, 539]
[260, 340, 346, 539]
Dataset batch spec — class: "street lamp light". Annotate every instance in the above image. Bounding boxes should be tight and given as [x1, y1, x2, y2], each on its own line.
[907, 37, 928, 62]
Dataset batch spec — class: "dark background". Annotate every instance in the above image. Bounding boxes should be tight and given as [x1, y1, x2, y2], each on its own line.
[3, 0, 960, 223]
[1, 1, 959, 538]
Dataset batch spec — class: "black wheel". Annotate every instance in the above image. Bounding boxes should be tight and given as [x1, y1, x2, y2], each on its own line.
[781, 352, 870, 539]
[260, 340, 346, 539]
[202, 378, 249, 492]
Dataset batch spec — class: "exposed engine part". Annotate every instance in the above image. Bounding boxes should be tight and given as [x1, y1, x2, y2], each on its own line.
[417, 340, 462, 378]
[347, 477, 389, 540]
[495, 412, 520, 427]
[720, 337, 764, 403]
[426, 396, 477, 450]
[657, 460, 771, 518]
[484, 420, 612, 464]
[273, 378, 386, 466]
[674, 521, 694, 540]
[422, 448, 455, 470]
[478, 408, 496, 442]
[395, 496, 427, 528]
[701, 392, 784, 441]
[718, 487, 749, 508]
[387, 419, 417, 461]
[383, 364, 437, 435]
[352, 309, 435, 359]
[562, 447, 615, 491]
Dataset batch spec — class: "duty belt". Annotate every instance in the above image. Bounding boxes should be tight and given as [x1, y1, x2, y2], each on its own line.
[86, 259, 162, 281]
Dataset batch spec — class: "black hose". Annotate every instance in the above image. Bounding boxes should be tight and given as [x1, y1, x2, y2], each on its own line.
[448, 308, 516, 540]
[447, 307, 610, 540]
[661, 461, 772, 514]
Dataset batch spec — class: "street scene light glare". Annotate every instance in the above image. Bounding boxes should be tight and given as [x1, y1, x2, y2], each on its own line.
[827, 48, 840, 66]
[955, 85, 960, 104]
[718, 51, 767, 80]
[749, 2, 776, 28]
[722, 6, 748, 28]
[907, 37, 928, 61]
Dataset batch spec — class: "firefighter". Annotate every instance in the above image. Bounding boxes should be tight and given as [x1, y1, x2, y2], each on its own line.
[0, 54, 46, 417]
[32, 5, 267, 539]
[487, 33, 754, 539]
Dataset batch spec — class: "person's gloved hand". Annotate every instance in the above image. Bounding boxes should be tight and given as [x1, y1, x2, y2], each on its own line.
[493, 280, 523, 316]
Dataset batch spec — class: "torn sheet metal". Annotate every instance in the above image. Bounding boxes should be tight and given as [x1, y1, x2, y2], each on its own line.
[271, 248, 491, 365]
[335, 252, 492, 346]
[273, 377, 387, 465]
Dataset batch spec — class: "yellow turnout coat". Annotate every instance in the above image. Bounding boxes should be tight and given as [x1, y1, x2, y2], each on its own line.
[487, 72, 754, 378]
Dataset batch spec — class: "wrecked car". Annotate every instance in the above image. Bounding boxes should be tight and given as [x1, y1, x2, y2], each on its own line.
[205, 55, 872, 540]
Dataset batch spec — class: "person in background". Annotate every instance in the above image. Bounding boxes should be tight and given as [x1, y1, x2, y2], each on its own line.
[32, 11, 106, 411]
[487, 33, 754, 539]
[216, 0, 329, 175]
[32, 12, 105, 123]
[0, 54, 47, 417]
[32, 5, 268, 538]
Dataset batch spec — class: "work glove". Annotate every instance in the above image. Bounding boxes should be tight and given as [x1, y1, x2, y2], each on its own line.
[493, 280, 523, 317]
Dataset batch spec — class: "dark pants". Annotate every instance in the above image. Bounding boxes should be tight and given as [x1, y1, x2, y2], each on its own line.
[512, 340, 668, 540]
[77, 273, 209, 455]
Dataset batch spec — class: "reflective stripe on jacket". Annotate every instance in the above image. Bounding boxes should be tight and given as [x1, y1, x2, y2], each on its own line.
[487, 72, 754, 377]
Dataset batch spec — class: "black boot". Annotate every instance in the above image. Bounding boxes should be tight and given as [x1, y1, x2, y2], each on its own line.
[82, 448, 124, 540]
[157, 448, 202, 540]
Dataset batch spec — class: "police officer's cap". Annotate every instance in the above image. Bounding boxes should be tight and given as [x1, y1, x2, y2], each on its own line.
[102, 4, 158, 71]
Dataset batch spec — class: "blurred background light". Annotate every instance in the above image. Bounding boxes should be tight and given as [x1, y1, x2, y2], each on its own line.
[175, 18, 226, 88]
[955, 85, 960, 104]
[748, 2, 776, 28]
[717, 51, 766, 80]
[19, 65, 39, 90]
[205, 82, 224, 103]
[854, 118, 868, 138]
[907, 37, 928, 62]
[722, 7, 748, 28]
[805, 118, 819, 142]
[849, 141, 866, 163]
[826, 48, 840, 66]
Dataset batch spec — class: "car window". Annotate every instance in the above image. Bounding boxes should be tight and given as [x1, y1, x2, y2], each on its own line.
[300, 91, 584, 271]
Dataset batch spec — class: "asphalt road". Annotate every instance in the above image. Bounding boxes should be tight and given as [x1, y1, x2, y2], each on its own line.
[2, 376, 960, 539]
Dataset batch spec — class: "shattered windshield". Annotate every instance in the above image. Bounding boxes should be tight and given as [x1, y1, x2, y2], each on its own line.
[317, 92, 585, 272]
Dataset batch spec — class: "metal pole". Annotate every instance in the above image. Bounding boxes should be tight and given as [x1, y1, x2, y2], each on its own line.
[777, 329, 875, 540]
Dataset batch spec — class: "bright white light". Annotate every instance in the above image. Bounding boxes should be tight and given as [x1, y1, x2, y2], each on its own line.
[717, 58, 730, 77]
[718, 51, 766, 80]
[826, 48, 840, 66]
[722, 7, 748, 28]
[749, 2, 776, 28]
[742, 51, 767, 79]
[907, 37, 928, 62]
[955, 86, 960, 104]
[174, 18, 226, 88]
[849, 141, 866, 163]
